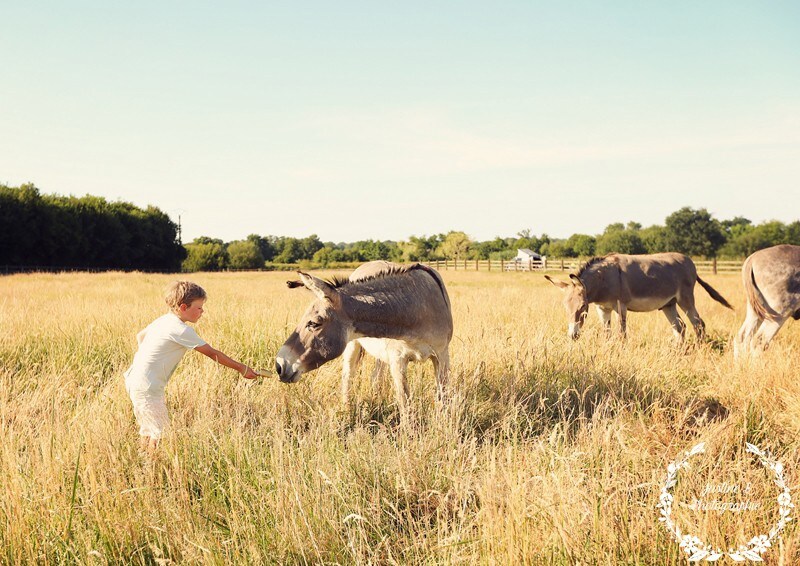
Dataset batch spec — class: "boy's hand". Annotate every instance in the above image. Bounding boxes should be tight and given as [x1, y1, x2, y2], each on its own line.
[241, 366, 260, 379]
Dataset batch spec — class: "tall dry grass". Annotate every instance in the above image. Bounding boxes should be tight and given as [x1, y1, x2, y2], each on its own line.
[0, 270, 798, 564]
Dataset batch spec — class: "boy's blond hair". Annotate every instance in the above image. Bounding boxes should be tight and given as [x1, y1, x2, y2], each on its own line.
[164, 281, 207, 311]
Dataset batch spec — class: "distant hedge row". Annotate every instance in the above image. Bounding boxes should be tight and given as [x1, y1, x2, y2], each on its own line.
[0, 184, 185, 271]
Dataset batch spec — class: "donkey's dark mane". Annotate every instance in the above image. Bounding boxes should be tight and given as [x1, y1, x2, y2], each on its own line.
[327, 263, 449, 305]
[325, 275, 352, 288]
[325, 263, 421, 288]
[575, 255, 614, 278]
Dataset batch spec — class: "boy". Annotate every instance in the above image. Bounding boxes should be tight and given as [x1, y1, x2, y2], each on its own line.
[124, 280, 259, 453]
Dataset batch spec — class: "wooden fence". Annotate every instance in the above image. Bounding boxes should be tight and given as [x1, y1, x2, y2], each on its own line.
[2, 259, 745, 276]
[425, 258, 743, 275]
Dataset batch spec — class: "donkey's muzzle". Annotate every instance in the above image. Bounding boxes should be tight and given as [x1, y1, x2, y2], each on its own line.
[275, 351, 302, 383]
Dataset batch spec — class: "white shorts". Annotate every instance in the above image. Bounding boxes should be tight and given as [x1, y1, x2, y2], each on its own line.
[125, 383, 169, 440]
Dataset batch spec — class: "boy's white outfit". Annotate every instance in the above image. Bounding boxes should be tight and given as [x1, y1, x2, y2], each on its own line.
[124, 312, 206, 438]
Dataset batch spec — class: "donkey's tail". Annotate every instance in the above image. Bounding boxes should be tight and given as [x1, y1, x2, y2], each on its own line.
[696, 276, 734, 310]
[742, 255, 780, 321]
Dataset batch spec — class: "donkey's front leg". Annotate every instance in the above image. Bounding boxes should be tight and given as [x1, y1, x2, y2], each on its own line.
[596, 305, 613, 335]
[341, 340, 363, 405]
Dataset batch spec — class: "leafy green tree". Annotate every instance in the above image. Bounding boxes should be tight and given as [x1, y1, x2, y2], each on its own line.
[264, 235, 289, 261]
[787, 221, 800, 245]
[182, 239, 228, 271]
[0, 183, 183, 270]
[639, 225, 669, 254]
[475, 237, 508, 259]
[546, 240, 573, 257]
[227, 239, 265, 269]
[439, 231, 472, 261]
[595, 229, 646, 255]
[664, 207, 725, 257]
[275, 238, 304, 263]
[313, 246, 358, 266]
[721, 217, 752, 239]
[247, 234, 276, 262]
[343, 239, 400, 262]
[301, 235, 324, 259]
[719, 220, 800, 257]
[565, 234, 596, 257]
[400, 234, 443, 261]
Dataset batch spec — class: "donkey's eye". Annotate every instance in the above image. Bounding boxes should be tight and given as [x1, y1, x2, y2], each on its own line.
[306, 320, 322, 330]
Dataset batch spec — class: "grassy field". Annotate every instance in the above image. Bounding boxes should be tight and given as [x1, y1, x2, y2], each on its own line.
[1, 269, 799, 564]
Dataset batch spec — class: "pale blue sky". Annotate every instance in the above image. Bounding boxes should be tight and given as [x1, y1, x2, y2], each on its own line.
[2, 2, 799, 243]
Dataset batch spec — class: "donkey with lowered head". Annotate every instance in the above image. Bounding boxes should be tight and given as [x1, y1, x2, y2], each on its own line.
[276, 263, 453, 417]
[546, 253, 732, 341]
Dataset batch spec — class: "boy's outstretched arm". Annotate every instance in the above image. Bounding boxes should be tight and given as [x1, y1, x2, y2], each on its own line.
[196, 344, 259, 379]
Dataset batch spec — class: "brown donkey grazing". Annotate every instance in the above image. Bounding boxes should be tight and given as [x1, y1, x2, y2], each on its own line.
[545, 253, 733, 341]
[287, 260, 398, 400]
[734, 244, 800, 357]
[277, 263, 453, 418]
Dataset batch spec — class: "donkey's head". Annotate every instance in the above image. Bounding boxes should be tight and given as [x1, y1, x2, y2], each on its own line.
[275, 272, 353, 383]
[545, 274, 589, 340]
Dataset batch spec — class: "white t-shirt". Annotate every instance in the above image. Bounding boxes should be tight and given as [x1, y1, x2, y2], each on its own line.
[124, 312, 206, 394]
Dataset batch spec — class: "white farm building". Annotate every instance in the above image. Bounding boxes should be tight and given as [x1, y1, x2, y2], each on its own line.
[505, 249, 545, 271]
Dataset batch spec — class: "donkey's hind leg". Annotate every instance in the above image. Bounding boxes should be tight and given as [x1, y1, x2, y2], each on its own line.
[753, 316, 787, 353]
[660, 302, 686, 342]
[734, 303, 763, 358]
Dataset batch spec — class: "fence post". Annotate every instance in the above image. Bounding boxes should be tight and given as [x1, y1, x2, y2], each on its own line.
[560, 259, 565, 271]
[543, 257, 548, 271]
[713, 257, 717, 275]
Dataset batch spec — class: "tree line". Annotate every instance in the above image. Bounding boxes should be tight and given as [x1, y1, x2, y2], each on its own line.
[185, 207, 800, 271]
[0, 184, 185, 270]
[3, 184, 799, 272]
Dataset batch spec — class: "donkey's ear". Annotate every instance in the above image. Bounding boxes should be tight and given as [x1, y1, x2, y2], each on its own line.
[544, 275, 570, 290]
[568, 274, 584, 287]
[298, 272, 339, 302]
